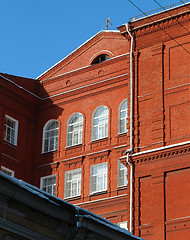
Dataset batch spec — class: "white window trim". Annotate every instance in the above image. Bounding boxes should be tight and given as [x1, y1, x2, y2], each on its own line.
[1, 166, 15, 177]
[117, 160, 128, 188]
[117, 221, 128, 230]
[64, 168, 81, 199]
[90, 162, 108, 195]
[42, 119, 59, 153]
[40, 174, 56, 196]
[4, 115, 18, 146]
[66, 113, 83, 147]
[118, 99, 128, 134]
[91, 105, 109, 141]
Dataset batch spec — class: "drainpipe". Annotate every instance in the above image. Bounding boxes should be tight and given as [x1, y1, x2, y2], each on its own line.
[68, 207, 82, 240]
[125, 22, 134, 233]
[125, 22, 133, 152]
[126, 149, 133, 232]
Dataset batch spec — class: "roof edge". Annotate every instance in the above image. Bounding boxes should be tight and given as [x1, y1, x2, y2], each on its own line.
[37, 30, 119, 80]
[117, 2, 190, 30]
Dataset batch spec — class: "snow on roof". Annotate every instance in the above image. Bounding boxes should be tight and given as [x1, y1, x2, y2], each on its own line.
[0, 172, 143, 239]
[37, 30, 119, 80]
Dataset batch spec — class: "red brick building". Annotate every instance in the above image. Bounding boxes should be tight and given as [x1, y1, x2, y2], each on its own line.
[0, 3, 190, 240]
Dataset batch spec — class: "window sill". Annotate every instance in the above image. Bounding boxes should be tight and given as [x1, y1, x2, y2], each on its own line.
[90, 190, 107, 196]
[64, 144, 84, 155]
[3, 140, 17, 149]
[64, 195, 81, 201]
[90, 137, 108, 143]
[117, 132, 128, 136]
[41, 149, 58, 155]
[117, 185, 127, 190]
[115, 132, 129, 144]
[65, 143, 83, 149]
[89, 138, 110, 150]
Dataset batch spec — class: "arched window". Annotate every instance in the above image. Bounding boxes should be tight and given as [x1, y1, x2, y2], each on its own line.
[92, 106, 109, 141]
[91, 54, 110, 65]
[42, 120, 59, 153]
[119, 99, 128, 134]
[67, 113, 83, 147]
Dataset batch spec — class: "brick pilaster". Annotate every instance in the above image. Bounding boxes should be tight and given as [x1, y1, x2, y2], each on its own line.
[151, 44, 165, 147]
[152, 173, 165, 240]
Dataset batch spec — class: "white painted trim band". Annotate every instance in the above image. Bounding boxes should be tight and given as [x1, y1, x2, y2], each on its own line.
[75, 194, 127, 206]
[43, 73, 128, 100]
[119, 141, 190, 160]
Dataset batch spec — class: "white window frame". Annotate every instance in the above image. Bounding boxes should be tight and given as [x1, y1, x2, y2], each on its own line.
[117, 221, 128, 230]
[42, 119, 59, 153]
[40, 174, 56, 196]
[118, 99, 128, 134]
[90, 162, 108, 194]
[67, 113, 83, 147]
[1, 166, 15, 177]
[92, 106, 109, 141]
[64, 168, 81, 199]
[118, 160, 128, 188]
[4, 115, 18, 146]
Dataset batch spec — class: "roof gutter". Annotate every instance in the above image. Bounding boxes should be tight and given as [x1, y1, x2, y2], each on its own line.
[79, 213, 141, 240]
[0, 173, 143, 240]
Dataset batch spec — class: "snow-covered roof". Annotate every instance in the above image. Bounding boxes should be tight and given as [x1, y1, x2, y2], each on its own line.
[0, 171, 143, 240]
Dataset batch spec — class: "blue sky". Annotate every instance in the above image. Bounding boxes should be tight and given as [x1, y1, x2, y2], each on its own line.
[0, 0, 184, 78]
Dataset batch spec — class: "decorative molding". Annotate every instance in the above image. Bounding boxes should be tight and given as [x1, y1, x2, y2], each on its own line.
[89, 138, 110, 151]
[37, 161, 59, 168]
[165, 216, 190, 233]
[115, 133, 129, 145]
[65, 144, 83, 156]
[134, 11, 190, 39]
[62, 155, 84, 168]
[87, 149, 110, 158]
[113, 144, 127, 149]
[151, 43, 164, 56]
[76, 194, 127, 206]
[139, 224, 153, 237]
[43, 73, 128, 101]
[133, 144, 190, 164]
[1, 153, 19, 163]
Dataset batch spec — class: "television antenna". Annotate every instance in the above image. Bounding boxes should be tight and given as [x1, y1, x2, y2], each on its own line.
[105, 18, 112, 30]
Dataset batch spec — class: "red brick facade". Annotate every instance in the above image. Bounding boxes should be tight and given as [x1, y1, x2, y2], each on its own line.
[0, 4, 190, 240]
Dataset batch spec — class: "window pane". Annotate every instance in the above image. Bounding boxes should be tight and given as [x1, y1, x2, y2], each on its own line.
[105, 123, 108, 137]
[118, 161, 128, 187]
[67, 113, 83, 146]
[99, 125, 104, 138]
[91, 163, 107, 193]
[41, 175, 56, 196]
[93, 107, 108, 140]
[4, 116, 18, 146]
[43, 120, 59, 152]
[121, 111, 127, 118]
[98, 175, 103, 191]
[65, 169, 81, 198]
[91, 176, 96, 192]
[119, 100, 128, 133]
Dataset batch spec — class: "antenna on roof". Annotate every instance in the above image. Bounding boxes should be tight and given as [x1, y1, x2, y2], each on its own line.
[105, 18, 112, 30]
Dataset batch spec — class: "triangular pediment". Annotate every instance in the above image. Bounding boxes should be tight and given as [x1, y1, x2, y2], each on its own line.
[38, 30, 128, 81]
